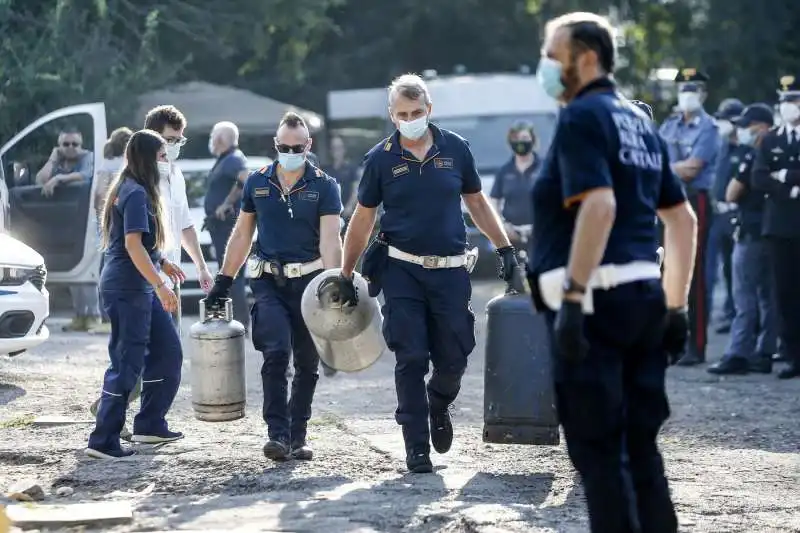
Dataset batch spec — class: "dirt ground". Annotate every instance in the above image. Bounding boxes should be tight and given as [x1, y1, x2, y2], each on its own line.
[1, 280, 799, 532]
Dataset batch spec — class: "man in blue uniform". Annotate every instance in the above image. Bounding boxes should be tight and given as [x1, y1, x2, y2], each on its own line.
[206, 112, 344, 459]
[751, 75, 800, 380]
[334, 73, 517, 474]
[489, 120, 541, 257]
[530, 12, 697, 532]
[708, 104, 777, 375]
[659, 68, 719, 366]
[708, 98, 745, 333]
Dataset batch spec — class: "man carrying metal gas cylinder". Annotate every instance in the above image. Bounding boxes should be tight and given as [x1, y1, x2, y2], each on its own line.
[206, 112, 343, 461]
[528, 12, 697, 532]
[331, 73, 517, 474]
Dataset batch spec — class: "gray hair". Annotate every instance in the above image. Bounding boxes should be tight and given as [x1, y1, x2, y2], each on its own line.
[212, 121, 239, 144]
[388, 74, 432, 106]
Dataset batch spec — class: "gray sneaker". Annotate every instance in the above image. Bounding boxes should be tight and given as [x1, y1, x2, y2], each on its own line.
[290, 443, 313, 461]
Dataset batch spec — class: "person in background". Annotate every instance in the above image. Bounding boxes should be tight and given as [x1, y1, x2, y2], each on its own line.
[489, 121, 540, 262]
[708, 103, 776, 375]
[659, 68, 719, 366]
[86, 129, 185, 459]
[90, 127, 134, 335]
[752, 75, 800, 380]
[206, 121, 250, 331]
[708, 98, 745, 334]
[36, 126, 100, 332]
[327, 135, 361, 222]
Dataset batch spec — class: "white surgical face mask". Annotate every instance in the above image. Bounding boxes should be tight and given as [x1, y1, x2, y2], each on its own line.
[278, 152, 306, 171]
[397, 115, 429, 140]
[157, 161, 171, 181]
[779, 102, 800, 124]
[736, 127, 755, 146]
[678, 92, 702, 113]
[165, 144, 181, 162]
[716, 120, 734, 138]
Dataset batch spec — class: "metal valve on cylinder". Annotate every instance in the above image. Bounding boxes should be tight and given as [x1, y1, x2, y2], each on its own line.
[188, 298, 247, 422]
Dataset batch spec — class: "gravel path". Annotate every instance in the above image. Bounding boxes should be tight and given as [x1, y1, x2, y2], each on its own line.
[1, 280, 798, 532]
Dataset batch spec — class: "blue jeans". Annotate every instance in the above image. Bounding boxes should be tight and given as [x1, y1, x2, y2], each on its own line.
[707, 213, 735, 321]
[724, 237, 777, 360]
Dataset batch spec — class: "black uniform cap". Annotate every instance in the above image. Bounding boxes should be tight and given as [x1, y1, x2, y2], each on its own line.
[778, 75, 800, 101]
[713, 98, 744, 120]
[731, 103, 774, 128]
[674, 68, 710, 83]
[629, 100, 654, 120]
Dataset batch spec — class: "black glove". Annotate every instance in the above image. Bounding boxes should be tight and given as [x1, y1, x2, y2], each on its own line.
[663, 307, 689, 365]
[553, 300, 589, 363]
[495, 245, 518, 282]
[333, 273, 358, 307]
[206, 274, 233, 308]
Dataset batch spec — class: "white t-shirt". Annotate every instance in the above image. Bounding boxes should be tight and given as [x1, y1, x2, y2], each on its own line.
[159, 164, 193, 267]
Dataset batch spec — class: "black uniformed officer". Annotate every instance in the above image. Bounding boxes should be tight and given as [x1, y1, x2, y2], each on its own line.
[334, 73, 517, 474]
[708, 103, 777, 375]
[659, 68, 719, 367]
[206, 112, 344, 459]
[530, 12, 697, 532]
[489, 121, 541, 255]
[751, 75, 800, 380]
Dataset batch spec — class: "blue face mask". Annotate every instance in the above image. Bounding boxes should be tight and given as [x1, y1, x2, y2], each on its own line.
[278, 152, 306, 171]
[536, 57, 565, 100]
[736, 127, 755, 146]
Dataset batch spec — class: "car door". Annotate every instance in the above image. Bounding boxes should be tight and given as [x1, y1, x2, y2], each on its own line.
[0, 103, 107, 284]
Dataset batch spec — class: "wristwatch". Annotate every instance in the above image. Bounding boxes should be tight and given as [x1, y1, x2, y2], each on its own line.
[562, 277, 586, 294]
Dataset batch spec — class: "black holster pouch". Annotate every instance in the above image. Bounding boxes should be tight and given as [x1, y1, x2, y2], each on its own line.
[362, 233, 389, 297]
[526, 270, 547, 313]
[268, 260, 288, 287]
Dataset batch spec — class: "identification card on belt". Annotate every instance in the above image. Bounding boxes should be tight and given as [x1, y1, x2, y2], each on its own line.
[247, 256, 265, 278]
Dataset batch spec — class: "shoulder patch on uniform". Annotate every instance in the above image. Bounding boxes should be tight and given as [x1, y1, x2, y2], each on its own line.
[314, 166, 324, 177]
[433, 157, 454, 169]
[254, 187, 270, 197]
[384, 140, 392, 151]
[392, 163, 410, 177]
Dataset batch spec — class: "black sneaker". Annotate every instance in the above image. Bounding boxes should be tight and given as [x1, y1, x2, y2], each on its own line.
[748, 354, 773, 374]
[676, 351, 704, 367]
[707, 357, 749, 375]
[84, 447, 135, 459]
[263, 439, 291, 462]
[406, 449, 433, 474]
[131, 430, 184, 444]
[429, 406, 454, 454]
[290, 443, 314, 461]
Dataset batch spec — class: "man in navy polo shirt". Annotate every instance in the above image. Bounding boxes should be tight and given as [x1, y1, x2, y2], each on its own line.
[529, 12, 697, 532]
[206, 121, 250, 331]
[334, 73, 517, 474]
[206, 112, 343, 462]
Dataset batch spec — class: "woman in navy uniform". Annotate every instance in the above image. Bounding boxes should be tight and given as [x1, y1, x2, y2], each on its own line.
[207, 112, 344, 461]
[529, 12, 697, 532]
[87, 129, 186, 459]
[751, 75, 800, 380]
[335, 73, 516, 474]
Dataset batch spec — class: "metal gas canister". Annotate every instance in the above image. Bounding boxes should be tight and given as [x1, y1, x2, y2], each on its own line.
[188, 298, 247, 422]
[483, 269, 559, 445]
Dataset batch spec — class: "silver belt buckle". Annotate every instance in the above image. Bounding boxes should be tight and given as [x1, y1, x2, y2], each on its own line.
[286, 264, 302, 278]
[422, 255, 440, 268]
[465, 247, 479, 273]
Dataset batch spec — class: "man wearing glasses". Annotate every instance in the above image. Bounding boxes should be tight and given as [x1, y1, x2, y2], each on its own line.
[36, 126, 99, 333]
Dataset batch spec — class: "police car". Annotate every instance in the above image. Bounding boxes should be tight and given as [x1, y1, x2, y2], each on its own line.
[176, 157, 272, 309]
[0, 233, 49, 357]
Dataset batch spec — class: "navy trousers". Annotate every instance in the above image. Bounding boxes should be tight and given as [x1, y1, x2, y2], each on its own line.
[88, 290, 183, 452]
[546, 280, 677, 533]
[380, 259, 475, 454]
[250, 273, 320, 445]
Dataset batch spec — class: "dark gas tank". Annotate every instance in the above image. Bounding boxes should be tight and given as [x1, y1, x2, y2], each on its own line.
[483, 275, 559, 445]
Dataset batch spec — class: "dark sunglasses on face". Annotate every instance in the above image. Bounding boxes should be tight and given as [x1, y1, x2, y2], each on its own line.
[61, 142, 80, 147]
[275, 143, 307, 154]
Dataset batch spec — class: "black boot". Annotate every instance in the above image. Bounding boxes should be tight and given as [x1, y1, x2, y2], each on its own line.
[406, 445, 433, 474]
[263, 438, 291, 462]
[429, 405, 454, 454]
[777, 362, 800, 380]
[676, 350, 704, 367]
[748, 353, 773, 374]
[707, 356, 749, 375]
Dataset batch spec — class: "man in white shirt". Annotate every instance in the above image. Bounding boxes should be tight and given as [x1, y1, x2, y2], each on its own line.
[89, 105, 212, 437]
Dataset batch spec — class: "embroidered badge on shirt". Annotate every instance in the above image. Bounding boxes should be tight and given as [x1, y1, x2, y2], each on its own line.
[392, 163, 410, 177]
[254, 187, 270, 197]
[299, 191, 319, 201]
[434, 157, 454, 169]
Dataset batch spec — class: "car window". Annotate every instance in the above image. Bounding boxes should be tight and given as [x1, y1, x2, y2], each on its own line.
[183, 171, 207, 208]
